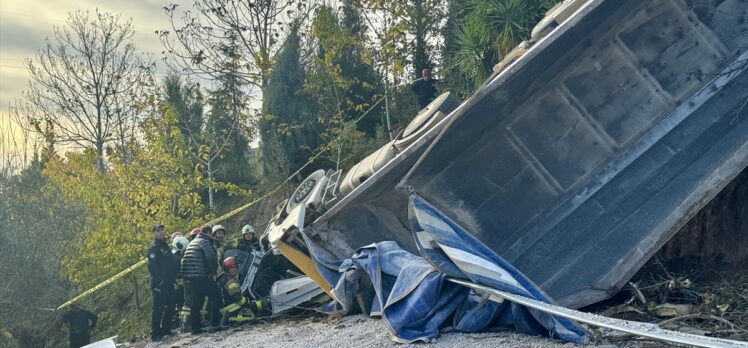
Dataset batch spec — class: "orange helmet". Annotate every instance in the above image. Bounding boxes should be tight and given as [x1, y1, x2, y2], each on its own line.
[224, 257, 238, 273]
[190, 228, 200, 237]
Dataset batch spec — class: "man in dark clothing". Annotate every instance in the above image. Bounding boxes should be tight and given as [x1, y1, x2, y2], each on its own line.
[147, 223, 178, 341]
[236, 224, 261, 252]
[61, 303, 97, 348]
[181, 225, 222, 334]
[410, 68, 439, 109]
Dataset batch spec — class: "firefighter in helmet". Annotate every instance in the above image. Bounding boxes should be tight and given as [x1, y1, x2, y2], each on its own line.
[236, 225, 261, 252]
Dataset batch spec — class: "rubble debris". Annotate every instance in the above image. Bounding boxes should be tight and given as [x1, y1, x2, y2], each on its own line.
[596, 258, 748, 342]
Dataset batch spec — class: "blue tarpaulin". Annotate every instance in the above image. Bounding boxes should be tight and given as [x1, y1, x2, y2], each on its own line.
[302, 194, 588, 343]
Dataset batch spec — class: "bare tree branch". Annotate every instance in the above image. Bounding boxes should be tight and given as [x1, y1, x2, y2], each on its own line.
[158, 0, 313, 91]
[18, 10, 154, 171]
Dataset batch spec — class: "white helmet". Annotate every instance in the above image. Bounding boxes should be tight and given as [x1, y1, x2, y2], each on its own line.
[241, 225, 255, 235]
[172, 236, 190, 251]
[212, 224, 226, 234]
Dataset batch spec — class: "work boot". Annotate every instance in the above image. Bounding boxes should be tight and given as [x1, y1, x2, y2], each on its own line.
[206, 325, 227, 333]
[160, 329, 176, 337]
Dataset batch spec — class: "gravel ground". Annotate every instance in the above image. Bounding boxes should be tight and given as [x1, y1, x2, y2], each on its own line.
[127, 315, 638, 348]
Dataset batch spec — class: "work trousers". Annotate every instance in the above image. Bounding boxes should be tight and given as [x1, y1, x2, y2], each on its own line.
[69, 333, 90, 348]
[151, 284, 175, 338]
[187, 277, 221, 332]
[174, 284, 185, 311]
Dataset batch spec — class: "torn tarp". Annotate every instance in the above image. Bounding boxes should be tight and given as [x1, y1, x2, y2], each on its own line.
[302, 234, 468, 343]
[408, 194, 588, 343]
[300, 194, 588, 343]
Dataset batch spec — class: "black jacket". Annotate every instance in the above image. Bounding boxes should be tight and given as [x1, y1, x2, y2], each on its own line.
[147, 239, 177, 289]
[236, 237, 261, 252]
[62, 309, 97, 336]
[411, 79, 438, 109]
[181, 232, 218, 279]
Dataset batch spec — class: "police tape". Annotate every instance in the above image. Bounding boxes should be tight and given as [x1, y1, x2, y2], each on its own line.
[54, 149, 327, 311]
[205, 149, 325, 226]
[53, 92, 394, 312]
[56, 258, 148, 311]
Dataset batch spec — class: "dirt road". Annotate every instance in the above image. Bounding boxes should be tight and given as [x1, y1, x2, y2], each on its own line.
[132, 315, 627, 348]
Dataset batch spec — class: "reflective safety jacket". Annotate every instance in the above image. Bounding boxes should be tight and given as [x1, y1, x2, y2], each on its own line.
[218, 272, 243, 308]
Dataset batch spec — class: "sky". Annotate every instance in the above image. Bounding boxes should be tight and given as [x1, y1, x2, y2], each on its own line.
[0, 0, 173, 158]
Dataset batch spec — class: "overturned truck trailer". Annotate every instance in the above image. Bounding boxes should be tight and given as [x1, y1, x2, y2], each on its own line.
[266, 0, 748, 309]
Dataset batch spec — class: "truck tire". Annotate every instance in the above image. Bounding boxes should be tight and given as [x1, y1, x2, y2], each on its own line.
[287, 169, 326, 214]
[393, 92, 460, 152]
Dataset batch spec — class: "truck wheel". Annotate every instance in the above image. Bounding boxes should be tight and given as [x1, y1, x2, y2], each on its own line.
[287, 169, 326, 214]
[393, 92, 460, 152]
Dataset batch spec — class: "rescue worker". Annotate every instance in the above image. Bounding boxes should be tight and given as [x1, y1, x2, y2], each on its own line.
[236, 225, 261, 252]
[187, 228, 200, 241]
[410, 68, 439, 109]
[62, 303, 97, 348]
[147, 223, 178, 341]
[217, 256, 269, 324]
[212, 225, 227, 265]
[217, 257, 247, 325]
[209, 224, 228, 327]
[171, 236, 190, 257]
[171, 236, 190, 328]
[170, 231, 183, 244]
[181, 225, 222, 334]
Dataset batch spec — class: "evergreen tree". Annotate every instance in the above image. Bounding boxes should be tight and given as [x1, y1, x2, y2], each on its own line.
[339, 1, 385, 135]
[205, 69, 252, 184]
[260, 29, 319, 181]
[439, 0, 476, 98]
[162, 74, 204, 145]
[307, 2, 383, 167]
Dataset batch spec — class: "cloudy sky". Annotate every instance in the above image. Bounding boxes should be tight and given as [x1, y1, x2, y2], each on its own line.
[0, 0, 174, 156]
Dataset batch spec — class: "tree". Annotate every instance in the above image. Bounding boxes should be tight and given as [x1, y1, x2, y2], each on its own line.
[0, 112, 36, 176]
[304, 5, 388, 169]
[45, 104, 209, 299]
[159, 0, 306, 90]
[260, 28, 319, 181]
[20, 10, 154, 171]
[162, 74, 204, 143]
[205, 58, 253, 185]
[0, 164, 84, 348]
[439, 0, 476, 98]
[452, 14, 499, 88]
[360, 0, 447, 80]
[451, 0, 559, 87]
[161, 75, 250, 209]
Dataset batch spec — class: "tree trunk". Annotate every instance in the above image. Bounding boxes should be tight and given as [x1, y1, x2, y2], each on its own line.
[207, 160, 214, 210]
[130, 276, 141, 308]
[412, 0, 430, 76]
[96, 143, 105, 173]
